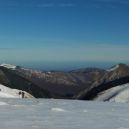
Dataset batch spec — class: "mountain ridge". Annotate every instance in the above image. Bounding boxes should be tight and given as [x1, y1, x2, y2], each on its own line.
[0, 63, 129, 102]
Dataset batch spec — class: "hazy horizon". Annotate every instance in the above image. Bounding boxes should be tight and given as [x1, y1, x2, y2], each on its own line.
[1, 61, 129, 71]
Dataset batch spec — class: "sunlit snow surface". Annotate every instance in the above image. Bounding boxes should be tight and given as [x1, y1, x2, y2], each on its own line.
[0, 99, 129, 129]
[0, 84, 34, 98]
[94, 83, 129, 103]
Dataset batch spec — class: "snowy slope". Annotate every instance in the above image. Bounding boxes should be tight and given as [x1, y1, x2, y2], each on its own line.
[94, 83, 129, 103]
[0, 99, 129, 129]
[0, 84, 34, 98]
[0, 63, 17, 70]
[107, 64, 120, 72]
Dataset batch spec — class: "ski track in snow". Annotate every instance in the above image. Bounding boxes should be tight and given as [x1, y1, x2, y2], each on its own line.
[0, 99, 129, 129]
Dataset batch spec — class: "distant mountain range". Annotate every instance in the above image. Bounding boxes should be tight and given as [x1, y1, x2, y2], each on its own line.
[0, 63, 129, 102]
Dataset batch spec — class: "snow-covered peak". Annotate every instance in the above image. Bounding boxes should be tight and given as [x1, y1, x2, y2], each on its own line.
[0, 63, 17, 70]
[107, 64, 120, 72]
[106, 63, 129, 72]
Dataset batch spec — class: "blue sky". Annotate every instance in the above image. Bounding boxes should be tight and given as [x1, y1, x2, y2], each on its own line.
[0, 0, 129, 69]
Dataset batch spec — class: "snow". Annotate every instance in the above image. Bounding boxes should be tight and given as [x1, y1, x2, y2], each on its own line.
[51, 108, 67, 112]
[47, 72, 52, 74]
[0, 99, 129, 129]
[118, 128, 129, 129]
[0, 63, 17, 70]
[0, 101, 8, 105]
[0, 84, 34, 98]
[94, 83, 129, 102]
[107, 64, 120, 72]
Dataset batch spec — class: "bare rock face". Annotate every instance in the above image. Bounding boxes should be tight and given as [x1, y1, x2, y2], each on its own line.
[0, 64, 105, 98]
[14, 66, 106, 98]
